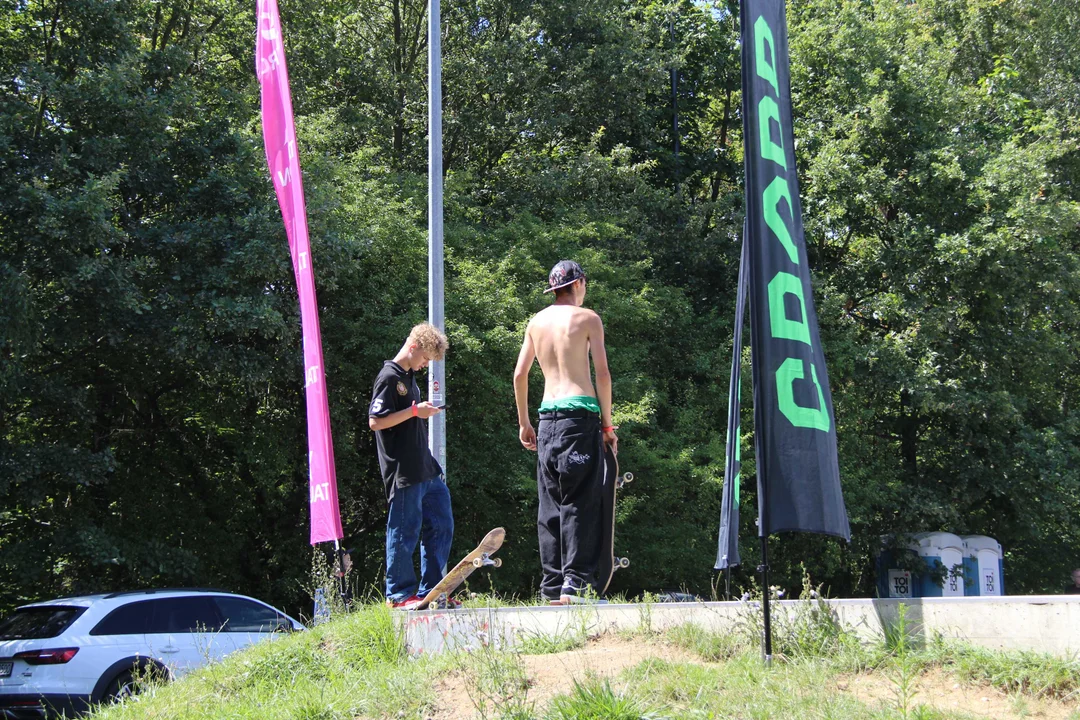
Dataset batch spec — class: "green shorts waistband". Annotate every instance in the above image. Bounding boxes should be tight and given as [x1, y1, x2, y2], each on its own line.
[538, 395, 601, 414]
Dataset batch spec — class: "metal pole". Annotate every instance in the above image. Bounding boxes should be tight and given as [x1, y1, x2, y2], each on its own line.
[428, 0, 446, 474]
[759, 535, 773, 665]
[334, 539, 347, 606]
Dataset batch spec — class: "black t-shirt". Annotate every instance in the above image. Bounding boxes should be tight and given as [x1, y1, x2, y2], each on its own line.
[368, 361, 442, 501]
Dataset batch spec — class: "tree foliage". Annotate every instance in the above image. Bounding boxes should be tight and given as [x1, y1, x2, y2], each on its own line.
[2, 0, 1078, 615]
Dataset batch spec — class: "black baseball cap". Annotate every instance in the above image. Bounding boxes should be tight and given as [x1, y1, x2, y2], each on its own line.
[544, 260, 586, 293]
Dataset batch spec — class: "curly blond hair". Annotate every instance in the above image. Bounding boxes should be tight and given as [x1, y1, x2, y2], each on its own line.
[408, 322, 449, 361]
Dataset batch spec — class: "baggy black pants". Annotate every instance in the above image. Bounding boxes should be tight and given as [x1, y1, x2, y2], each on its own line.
[536, 410, 603, 600]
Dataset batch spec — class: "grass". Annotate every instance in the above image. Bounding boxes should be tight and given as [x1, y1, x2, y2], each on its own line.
[607, 653, 884, 719]
[88, 604, 446, 720]
[923, 640, 1080, 701]
[666, 621, 747, 661]
[547, 678, 650, 719]
[517, 605, 594, 655]
[457, 641, 534, 719]
[81, 597, 1080, 720]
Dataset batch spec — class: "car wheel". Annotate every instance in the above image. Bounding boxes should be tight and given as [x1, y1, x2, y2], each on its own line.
[103, 670, 138, 703]
[99, 663, 168, 705]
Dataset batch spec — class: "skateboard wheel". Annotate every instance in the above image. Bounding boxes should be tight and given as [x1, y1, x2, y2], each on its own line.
[492, 558, 503, 568]
[472, 558, 483, 568]
[617, 557, 630, 569]
[623, 472, 633, 483]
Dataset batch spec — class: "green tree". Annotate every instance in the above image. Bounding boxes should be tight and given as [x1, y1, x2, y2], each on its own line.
[3, 0, 1078, 616]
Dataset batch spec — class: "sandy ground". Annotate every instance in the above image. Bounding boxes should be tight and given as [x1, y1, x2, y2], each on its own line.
[840, 671, 1078, 720]
[426, 635, 1078, 720]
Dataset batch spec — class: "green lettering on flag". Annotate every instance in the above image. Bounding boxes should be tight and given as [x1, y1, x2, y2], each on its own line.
[754, 16, 779, 95]
[776, 358, 831, 431]
[763, 176, 797, 264]
[768, 272, 811, 345]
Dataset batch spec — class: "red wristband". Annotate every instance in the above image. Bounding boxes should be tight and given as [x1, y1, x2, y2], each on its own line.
[602, 425, 616, 433]
[412, 401, 418, 417]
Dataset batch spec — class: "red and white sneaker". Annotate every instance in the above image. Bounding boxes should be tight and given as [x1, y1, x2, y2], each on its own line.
[388, 594, 423, 610]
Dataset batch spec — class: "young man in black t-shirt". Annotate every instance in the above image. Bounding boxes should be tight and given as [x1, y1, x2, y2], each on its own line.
[368, 323, 452, 609]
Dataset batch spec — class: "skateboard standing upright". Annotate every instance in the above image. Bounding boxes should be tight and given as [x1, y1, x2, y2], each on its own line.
[597, 445, 633, 595]
[414, 527, 505, 610]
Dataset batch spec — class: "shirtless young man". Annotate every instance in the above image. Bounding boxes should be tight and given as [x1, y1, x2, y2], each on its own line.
[513, 260, 618, 604]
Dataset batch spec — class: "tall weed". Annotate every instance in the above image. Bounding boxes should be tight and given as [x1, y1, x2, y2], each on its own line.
[546, 678, 657, 720]
[458, 643, 533, 719]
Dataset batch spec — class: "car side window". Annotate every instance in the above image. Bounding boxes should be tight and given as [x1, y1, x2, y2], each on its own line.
[214, 597, 288, 633]
[0, 607, 87, 639]
[147, 597, 225, 634]
[90, 600, 155, 636]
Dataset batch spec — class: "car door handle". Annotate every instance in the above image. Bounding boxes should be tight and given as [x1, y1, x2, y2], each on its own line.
[160, 645, 179, 654]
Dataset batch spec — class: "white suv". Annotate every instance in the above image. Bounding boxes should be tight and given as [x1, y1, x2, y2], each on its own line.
[0, 589, 304, 718]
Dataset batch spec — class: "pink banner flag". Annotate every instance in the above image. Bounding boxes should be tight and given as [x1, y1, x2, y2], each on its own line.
[256, 0, 343, 545]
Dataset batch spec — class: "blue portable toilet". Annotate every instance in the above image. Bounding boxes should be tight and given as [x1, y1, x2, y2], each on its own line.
[876, 542, 920, 599]
[910, 532, 965, 597]
[961, 535, 1004, 596]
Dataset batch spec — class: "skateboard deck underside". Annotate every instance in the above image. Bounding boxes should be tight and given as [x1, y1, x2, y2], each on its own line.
[415, 527, 505, 610]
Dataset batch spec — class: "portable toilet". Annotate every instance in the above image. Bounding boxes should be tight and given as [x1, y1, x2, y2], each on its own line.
[961, 535, 1004, 596]
[909, 532, 966, 597]
[876, 543, 920, 599]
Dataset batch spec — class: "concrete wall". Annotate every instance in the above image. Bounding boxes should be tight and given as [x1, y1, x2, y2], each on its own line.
[398, 596, 1080, 658]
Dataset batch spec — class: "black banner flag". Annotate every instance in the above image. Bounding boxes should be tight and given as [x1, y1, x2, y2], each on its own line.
[738, 0, 850, 544]
[716, 233, 748, 570]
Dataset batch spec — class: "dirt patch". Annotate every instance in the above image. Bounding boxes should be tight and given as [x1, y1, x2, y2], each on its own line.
[519, 634, 697, 708]
[838, 671, 1076, 720]
[427, 634, 696, 720]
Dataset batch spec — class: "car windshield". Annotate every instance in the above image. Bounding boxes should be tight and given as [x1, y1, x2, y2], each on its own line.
[0, 606, 86, 640]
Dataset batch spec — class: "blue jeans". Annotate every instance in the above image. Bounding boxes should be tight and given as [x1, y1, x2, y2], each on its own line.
[385, 476, 454, 601]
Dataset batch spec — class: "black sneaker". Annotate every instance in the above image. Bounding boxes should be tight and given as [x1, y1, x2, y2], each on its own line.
[558, 581, 607, 605]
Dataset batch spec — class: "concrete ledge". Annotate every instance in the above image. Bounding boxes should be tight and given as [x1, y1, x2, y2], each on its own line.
[398, 596, 1080, 657]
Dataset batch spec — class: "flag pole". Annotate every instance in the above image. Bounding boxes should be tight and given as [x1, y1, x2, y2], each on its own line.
[731, 0, 850, 664]
[334, 540, 347, 604]
[427, 0, 447, 466]
[758, 535, 773, 664]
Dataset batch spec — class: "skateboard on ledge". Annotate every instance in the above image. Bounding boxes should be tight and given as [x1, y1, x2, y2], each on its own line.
[415, 527, 505, 610]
